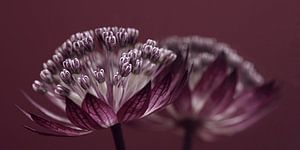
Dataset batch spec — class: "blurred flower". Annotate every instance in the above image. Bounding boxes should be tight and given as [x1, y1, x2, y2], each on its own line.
[18, 27, 187, 137]
[136, 36, 278, 142]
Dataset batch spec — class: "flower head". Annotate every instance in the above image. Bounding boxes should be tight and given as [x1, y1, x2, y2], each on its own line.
[19, 27, 187, 136]
[137, 36, 278, 141]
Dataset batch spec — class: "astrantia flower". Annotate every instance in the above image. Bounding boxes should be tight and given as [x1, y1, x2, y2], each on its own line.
[18, 27, 187, 148]
[135, 36, 278, 149]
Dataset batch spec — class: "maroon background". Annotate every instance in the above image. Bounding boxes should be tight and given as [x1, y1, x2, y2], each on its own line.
[1, 0, 300, 150]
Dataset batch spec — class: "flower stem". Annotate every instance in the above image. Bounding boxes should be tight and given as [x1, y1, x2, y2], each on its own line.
[110, 123, 126, 150]
[182, 121, 196, 150]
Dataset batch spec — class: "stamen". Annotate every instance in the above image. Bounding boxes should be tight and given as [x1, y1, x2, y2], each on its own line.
[126, 28, 139, 44]
[59, 69, 72, 84]
[128, 49, 142, 61]
[119, 62, 132, 77]
[43, 59, 58, 74]
[78, 74, 91, 90]
[140, 39, 162, 63]
[120, 53, 130, 65]
[72, 35, 95, 56]
[62, 58, 81, 73]
[32, 80, 47, 94]
[62, 59, 72, 70]
[143, 63, 156, 75]
[73, 40, 86, 56]
[140, 39, 177, 65]
[70, 30, 94, 42]
[93, 69, 105, 83]
[82, 36, 95, 52]
[140, 39, 160, 61]
[159, 49, 177, 64]
[72, 58, 81, 69]
[60, 40, 73, 57]
[116, 29, 128, 47]
[149, 47, 161, 63]
[40, 69, 53, 83]
[95, 27, 139, 51]
[54, 84, 70, 97]
[118, 53, 132, 77]
[145, 39, 157, 46]
[132, 59, 143, 74]
[52, 52, 64, 65]
[141, 44, 152, 58]
[104, 34, 117, 51]
[127, 49, 143, 74]
[113, 72, 122, 86]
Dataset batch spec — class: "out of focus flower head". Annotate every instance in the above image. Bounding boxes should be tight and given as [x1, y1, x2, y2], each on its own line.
[18, 27, 188, 136]
[136, 36, 278, 141]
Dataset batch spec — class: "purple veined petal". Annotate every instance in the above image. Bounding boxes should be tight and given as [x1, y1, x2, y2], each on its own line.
[145, 53, 189, 116]
[82, 93, 118, 128]
[167, 70, 189, 106]
[24, 126, 91, 137]
[145, 70, 189, 116]
[17, 106, 91, 136]
[155, 66, 190, 116]
[156, 69, 189, 119]
[65, 98, 100, 130]
[199, 70, 238, 117]
[193, 52, 227, 95]
[207, 104, 274, 136]
[117, 82, 151, 122]
[240, 81, 278, 117]
[21, 91, 71, 124]
[221, 80, 278, 120]
[145, 73, 172, 115]
[143, 74, 172, 117]
[251, 80, 278, 108]
[172, 84, 192, 115]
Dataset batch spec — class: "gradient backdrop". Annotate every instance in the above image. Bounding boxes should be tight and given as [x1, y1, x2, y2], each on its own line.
[1, 0, 300, 149]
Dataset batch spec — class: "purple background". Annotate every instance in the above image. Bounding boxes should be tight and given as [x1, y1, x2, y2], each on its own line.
[1, 0, 300, 149]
